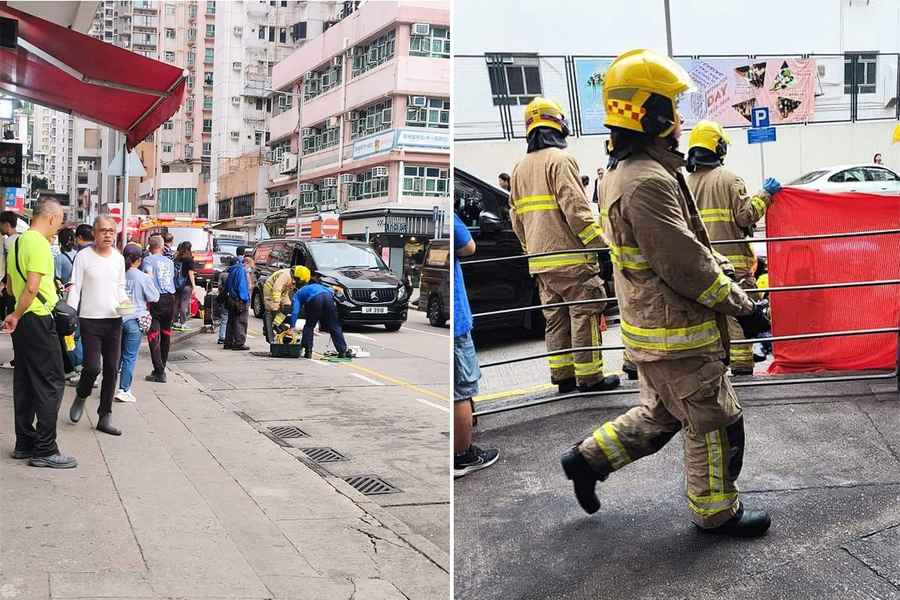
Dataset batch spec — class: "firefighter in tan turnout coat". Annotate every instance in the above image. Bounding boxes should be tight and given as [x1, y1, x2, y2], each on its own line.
[509, 97, 620, 394]
[560, 49, 774, 537]
[686, 120, 781, 375]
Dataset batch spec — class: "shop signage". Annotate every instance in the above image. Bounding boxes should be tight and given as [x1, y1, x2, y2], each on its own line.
[352, 130, 396, 159]
[396, 128, 450, 152]
[0, 142, 23, 187]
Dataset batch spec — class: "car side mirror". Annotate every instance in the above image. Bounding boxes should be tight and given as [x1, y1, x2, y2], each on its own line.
[478, 210, 502, 233]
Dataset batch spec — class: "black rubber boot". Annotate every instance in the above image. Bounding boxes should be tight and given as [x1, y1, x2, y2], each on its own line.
[623, 363, 639, 380]
[578, 374, 621, 393]
[560, 446, 603, 514]
[698, 506, 771, 538]
[731, 367, 754, 376]
[302, 346, 312, 359]
[69, 396, 87, 423]
[557, 379, 577, 394]
[96, 414, 122, 436]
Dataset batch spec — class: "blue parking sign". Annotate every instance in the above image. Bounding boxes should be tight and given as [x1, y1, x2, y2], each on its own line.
[751, 107, 770, 128]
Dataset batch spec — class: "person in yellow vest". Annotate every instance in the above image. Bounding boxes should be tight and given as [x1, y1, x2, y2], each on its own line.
[509, 97, 620, 394]
[561, 49, 772, 537]
[685, 120, 781, 375]
[262, 266, 308, 342]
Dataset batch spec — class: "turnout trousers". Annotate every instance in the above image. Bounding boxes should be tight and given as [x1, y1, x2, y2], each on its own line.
[726, 273, 758, 372]
[577, 355, 746, 528]
[535, 270, 607, 387]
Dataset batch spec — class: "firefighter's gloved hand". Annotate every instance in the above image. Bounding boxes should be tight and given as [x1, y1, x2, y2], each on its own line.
[721, 264, 737, 282]
[762, 178, 781, 196]
[737, 300, 770, 339]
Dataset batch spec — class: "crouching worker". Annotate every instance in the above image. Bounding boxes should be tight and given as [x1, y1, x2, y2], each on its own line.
[263, 265, 305, 342]
[289, 268, 353, 359]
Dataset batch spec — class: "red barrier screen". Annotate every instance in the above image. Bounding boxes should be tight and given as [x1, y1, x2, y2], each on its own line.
[766, 188, 900, 373]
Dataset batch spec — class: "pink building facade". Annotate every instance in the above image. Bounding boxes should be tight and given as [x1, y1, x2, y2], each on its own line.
[268, 0, 449, 239]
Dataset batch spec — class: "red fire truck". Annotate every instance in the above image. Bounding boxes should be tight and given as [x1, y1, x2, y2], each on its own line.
[136, 216, 217, 288]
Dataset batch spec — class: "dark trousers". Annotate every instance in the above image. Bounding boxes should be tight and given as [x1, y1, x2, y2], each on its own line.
[302, 294, 347, 354]
[77, 317, 122, 417]
[148, 293, 174, 375]
[225, 299, 249, 347]
[173, 285, 193, 324]
[12, 313, 64, 457]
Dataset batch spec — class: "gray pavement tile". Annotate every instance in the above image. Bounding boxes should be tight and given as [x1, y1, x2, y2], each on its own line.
[48, 571, 153, 599]
[0, 573, 50, 600]
[845, 525, 900, 588]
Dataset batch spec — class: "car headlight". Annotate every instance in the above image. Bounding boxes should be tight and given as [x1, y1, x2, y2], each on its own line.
[397, 285, 407, 300]
[330, 285, 346, 300]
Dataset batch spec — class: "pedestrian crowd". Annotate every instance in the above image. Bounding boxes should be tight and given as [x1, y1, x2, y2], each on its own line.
[1, 199, 199, 469]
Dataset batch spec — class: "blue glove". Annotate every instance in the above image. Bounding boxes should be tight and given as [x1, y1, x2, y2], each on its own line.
[763, 177, 781, 195]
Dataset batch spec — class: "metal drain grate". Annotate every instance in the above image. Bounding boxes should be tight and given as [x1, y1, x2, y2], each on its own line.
[343, 475, 400, 495]
[267, 425, 308, 439]
[300, 447, 346, 463]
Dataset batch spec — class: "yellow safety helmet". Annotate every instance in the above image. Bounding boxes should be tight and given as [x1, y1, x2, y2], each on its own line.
[603, 49, 695, 137]
[892, 122, 900, 144]
[524, 97, 570, 137]
[292, 265, 311, 283]
[688, 120, 731, 155]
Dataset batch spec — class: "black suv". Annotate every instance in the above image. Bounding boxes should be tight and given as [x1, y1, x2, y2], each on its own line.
[250, 238, 409, 331]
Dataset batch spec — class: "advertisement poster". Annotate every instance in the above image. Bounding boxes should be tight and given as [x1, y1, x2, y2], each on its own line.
[2, 187, 24, 213]
[573, 57, 817, 134]
[0, 141, 23, 187]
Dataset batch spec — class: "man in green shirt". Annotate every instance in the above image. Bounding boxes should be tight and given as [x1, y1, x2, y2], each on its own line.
[3, 196, 77, 468]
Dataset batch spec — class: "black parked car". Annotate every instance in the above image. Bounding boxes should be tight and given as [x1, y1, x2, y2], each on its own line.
[455, 168, 615, 333]
[418, 238, 450, 327]
[250, 238, 409, 331]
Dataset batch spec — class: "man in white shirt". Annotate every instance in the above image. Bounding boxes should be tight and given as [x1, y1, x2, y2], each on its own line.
[66, 216, 128, 436]
[0, 210, 20, 369]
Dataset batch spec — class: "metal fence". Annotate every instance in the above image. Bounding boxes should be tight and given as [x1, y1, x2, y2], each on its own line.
[455, 52, 900, 142]
[464, 227, 900, 417]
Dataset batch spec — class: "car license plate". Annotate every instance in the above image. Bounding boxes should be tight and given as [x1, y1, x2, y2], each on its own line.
[362, 306, 388, 314]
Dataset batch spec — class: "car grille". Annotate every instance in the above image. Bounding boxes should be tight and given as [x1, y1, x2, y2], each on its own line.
[350, 288, 396, 304]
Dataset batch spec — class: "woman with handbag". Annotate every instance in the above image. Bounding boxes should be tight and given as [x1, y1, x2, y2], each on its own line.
[115, 245, 159, 404]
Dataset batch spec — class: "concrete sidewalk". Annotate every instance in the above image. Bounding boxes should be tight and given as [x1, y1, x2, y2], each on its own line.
[456, 376, 900, 600]
[0, 334, 448, 599]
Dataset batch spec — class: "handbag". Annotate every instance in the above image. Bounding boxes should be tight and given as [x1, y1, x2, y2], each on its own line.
[14, 237, 79, 336]
[138, 312, 153, 334]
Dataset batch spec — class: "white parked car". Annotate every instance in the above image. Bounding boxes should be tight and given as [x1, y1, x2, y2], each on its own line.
[788, 164, 900, 195]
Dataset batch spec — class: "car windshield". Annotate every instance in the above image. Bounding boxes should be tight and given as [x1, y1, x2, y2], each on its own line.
[308, 242, 388, 271]
[789, 170, 828, 185]
[214, 239, 242, 255]
[168, 227, 210, 252]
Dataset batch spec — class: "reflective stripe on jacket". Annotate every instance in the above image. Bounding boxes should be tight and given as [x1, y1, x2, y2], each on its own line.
[263, 268, 294, 312]
[600, 143, 754, 362]
[509, 147, 605, 275]
[687, 166, 771, 277]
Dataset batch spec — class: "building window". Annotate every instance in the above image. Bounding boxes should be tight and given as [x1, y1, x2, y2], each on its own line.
[202, 118, 212, 133]
[184, 145, 193, 160]
[186, 122, 194, 137]
[165, 28, 175, 39]
[202, 142, 211, 156]
[165, 4, 175, 15]
[281, 0, 287, 6]
[349, 168, 390, 201]
[206, 0, 216, 14]
[187, 28, 196, 41]
[204, 48, 214, 63]
[270, 140, 290, 162]
[231, 194, 253, 217]
[269, 189, 288, 211]
[409, 25, 449, 58]
[350, 99, 392, 139]
[203, 96, 213, 110]
[162, 121, 174, 130]
[303, 64, 342, 101]
[301, 122, 340, 155]
[189, 4, 197, 18]
[279, 28, 287, 43]
[488, 56, 542, 106]
[254, 131, 263, 145]
[403, 165, 448, 197]
[272, 93, 293, 116]
[187, 75, 194, 91]
[406, 96, 449, 129]
[204, 72, 214, 86]
[162, 143, 173, 153]
[206, 24, 215, 38]
[268, 27, 275, 42]
[187, 51, 195, 66]
[258, 26, 266, 40]
[299, 185, 319, 212]
[158, 188, 197, 213]
[217, 198, 231, 219]
[351, 30, 395, 78]
[844, 53, 877, 95]
[164, 50, 175, 62]
[291, 21, 307, 41]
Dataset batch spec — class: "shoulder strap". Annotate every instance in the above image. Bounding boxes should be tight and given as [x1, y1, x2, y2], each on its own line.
[14, 236, 51, 310]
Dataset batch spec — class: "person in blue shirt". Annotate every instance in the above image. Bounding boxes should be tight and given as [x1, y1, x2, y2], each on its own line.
[453, 213, 499, 478]
[141, 235, 177, 382]
[223, 256, 251, 351]
[289, 269, 351, 360]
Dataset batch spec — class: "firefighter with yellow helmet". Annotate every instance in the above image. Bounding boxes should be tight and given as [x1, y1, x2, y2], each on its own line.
[262, 265, 310, 342]
[686, 120, 781, 375]
[509, 97, 620, 394]
[561, 49, 772, 537]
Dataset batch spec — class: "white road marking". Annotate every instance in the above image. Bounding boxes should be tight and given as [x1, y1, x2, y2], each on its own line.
[345, 333, 377, 342]
[350, 372, 384, 386]
[310, 359, 334, 367]
[401, 327, 451, 339]
[414, 397, 450, 413]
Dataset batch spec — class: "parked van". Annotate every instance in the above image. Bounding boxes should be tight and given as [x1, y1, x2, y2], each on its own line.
[250, 238, 408, 331]
[418, 238, 450, 327]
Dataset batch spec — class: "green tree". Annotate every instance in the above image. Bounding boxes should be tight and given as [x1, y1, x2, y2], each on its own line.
[30, 176, 48, 197]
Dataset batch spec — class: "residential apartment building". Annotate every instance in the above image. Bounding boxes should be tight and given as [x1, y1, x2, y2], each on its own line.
[207, 0, 338, 227]
[32, 106, 73, 197]
[267, 0, 449, 270]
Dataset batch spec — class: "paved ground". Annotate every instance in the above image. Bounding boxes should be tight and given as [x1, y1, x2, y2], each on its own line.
[0, 310, 449, 599]
[456, 368, 900, 600]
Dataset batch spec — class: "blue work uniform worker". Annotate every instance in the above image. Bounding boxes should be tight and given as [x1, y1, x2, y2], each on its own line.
[290, 282, 349, 357]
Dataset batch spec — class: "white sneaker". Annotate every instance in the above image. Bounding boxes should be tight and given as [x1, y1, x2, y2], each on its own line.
[0, 361, 14, 369]
[114, 389, 136, 403]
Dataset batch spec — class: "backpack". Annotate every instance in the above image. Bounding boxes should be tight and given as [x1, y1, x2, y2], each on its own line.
[174, 260, 187, 291]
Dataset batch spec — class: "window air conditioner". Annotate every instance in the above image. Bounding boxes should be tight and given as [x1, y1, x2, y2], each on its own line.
[230, 131, 240, 140]
[301, 127, 315, 136]
[232, 61, 242, 71]
[348, 110, 360, 120]
[372, 166, 388, 177]
[332, 56, 342, 67]
[233, 26, 243, 36]
[231, 96, 240, 105]
[327, 116, 339, 128]
[339, 173, 356, 184]
[410, 96, 427, 107]
[298, 182, 314, 192]
[412, 23, 431, 36]
[323, 177, 337, 187]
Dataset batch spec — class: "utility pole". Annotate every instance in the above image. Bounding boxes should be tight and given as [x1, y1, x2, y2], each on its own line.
[664, 0, 673, 57]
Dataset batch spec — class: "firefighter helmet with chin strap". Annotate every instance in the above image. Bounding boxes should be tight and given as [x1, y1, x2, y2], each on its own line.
[603, 49, 695, 138]
[292, 265, 311, 283]
[524, 97, 570, 137]
[688, 119, 731, 166]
